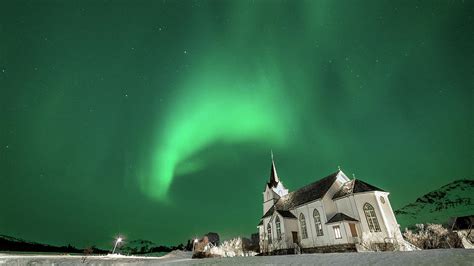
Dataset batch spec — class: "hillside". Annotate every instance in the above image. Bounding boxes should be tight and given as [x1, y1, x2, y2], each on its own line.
[395, 179, 473, 229]
[0, 234, 87, 253]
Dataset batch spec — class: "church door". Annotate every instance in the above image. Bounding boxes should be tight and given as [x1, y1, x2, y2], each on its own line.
[292, 231, 299, 244]
[349, 223, 358, 237]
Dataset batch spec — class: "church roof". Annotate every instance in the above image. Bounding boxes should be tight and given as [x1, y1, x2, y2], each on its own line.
[276, 210, 297, 219]
[261, 206, 297, 219]
[275, 171, 340, 210]
[262, 206, 275, 218]
[332, 179, 385, 200]
[261, 171, 340, 219]
[326, 213, 359, 224]
[257, 220, 263, 226]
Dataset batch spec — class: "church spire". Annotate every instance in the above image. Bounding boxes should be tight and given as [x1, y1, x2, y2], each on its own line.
[268, 150, 280, 188]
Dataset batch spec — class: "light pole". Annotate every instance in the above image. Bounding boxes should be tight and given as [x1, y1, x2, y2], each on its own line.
[112, 237, 122, 254]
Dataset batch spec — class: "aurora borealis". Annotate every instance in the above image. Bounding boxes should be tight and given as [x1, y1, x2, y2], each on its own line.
[0, 0, 472, 249]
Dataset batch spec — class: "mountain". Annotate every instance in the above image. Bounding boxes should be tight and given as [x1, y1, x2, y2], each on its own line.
[0, 234, 185, 255]
[119, 239, 187, 255]
[0, 234, 106, 254]
[120, 239, 156, 254]
[395, 179, 474, 229]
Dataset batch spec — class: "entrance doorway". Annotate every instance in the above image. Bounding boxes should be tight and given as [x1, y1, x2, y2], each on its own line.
[349, 223, 358, 237]
[292, 231, 299, 244]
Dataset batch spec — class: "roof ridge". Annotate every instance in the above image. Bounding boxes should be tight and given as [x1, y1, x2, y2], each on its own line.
[291, 170, 340, 193]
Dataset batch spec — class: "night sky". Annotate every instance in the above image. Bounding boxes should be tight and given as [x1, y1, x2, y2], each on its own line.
[1, 0, 472, 249]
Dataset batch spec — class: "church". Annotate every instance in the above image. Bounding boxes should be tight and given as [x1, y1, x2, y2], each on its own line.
[257, 156, 406, 254]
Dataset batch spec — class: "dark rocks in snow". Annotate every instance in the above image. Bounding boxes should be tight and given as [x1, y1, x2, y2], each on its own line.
[205, 232, 220, 246]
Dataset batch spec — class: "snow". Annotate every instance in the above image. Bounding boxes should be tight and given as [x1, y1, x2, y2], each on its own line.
[1, 249, 473, 265]
[395, 179, 473, 228]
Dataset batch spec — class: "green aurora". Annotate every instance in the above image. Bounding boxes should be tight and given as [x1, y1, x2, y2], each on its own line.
[142, 54, 296, 201]
[0, 0, 472, 248]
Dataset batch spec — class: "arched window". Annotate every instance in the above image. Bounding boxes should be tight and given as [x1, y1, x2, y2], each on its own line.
[275, 216, 282, 240]
[299, 213, 308, 239]
[363, 203, 381, 232]
[267, 223, 272, 244]
[313, 209, 323, 236]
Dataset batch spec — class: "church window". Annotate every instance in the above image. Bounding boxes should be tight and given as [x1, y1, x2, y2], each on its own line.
[275, 216, 282, 240]
[267, 223, 272, 244]
[363, 203, 381, 232]
[299, 213, 308, 239]
[333, 225, 342, 239]
[313, 209, 324, 236]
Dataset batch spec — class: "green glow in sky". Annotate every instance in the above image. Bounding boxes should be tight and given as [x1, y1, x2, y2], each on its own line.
[141, 56, 295, 200]
[0, 0, 471, 248]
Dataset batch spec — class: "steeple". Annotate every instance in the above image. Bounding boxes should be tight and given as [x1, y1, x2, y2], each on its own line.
[262, 151, 289, 214]
[268, 150, 280, 188]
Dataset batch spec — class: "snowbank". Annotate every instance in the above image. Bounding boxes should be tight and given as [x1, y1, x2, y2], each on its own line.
[0, 249, 472, 265]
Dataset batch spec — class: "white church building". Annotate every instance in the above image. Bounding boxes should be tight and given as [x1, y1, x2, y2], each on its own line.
[257, 157, 406, 254]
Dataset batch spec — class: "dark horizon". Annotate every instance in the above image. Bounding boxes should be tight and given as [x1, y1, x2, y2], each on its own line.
[1, 0, 472, 249]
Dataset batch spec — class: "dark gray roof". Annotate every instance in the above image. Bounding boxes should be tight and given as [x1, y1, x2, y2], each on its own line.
[451, 215, 473, 231]
[261, 171, 340, 219]
[275, 171, 340, 209]
[257, 220, 263, 226]
[261, 207, 297, 219]
[332, 179, 385, 200]
[262, 206, 275, 218]
[276, 210, 297, 219]
[326, 213, 358, 224]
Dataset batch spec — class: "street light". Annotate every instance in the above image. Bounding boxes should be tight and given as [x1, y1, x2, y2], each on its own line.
[112, 237, 122, 254]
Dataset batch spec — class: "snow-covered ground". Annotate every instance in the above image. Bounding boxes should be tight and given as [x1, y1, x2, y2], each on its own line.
[1, 249, 473, 265]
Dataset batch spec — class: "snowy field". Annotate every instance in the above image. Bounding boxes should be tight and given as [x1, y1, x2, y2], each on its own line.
[1, 249, 473, 265]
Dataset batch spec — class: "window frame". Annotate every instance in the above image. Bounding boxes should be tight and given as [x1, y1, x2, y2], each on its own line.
[275, 216, 282, 240]
[313, 209, 324, 236]
[299, 213, 308, 239]
[333, 225, 342, 239]
[363, 203, 381, 232]
[267, 223, 272, 244]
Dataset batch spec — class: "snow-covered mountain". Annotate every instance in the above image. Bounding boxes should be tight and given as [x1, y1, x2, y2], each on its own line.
[395, 179, 473, 229]
[120, 239, 156, 254]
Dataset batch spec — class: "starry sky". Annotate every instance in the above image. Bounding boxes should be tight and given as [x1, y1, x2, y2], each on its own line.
[0, 0, 472, 249]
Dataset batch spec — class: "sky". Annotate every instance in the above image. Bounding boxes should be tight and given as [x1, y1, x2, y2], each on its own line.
[0, 0, 472, 249]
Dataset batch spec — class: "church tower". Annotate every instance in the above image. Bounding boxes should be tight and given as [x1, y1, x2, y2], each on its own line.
[262, 153, 288, 214]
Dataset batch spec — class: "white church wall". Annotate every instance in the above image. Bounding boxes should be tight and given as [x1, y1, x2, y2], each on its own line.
[334, 197, 354, 218]
[262, 186, 280, 214]
[375, 191, 404, 241]
[269, 214, 288, 251]
[304, 200, 334, 246]
[294, 205, 312, 248]
[327, 221, 351, 245]
[283, 217, 298, 241]
[353, 192, 391, 243]
[321, 176, 347, 222]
